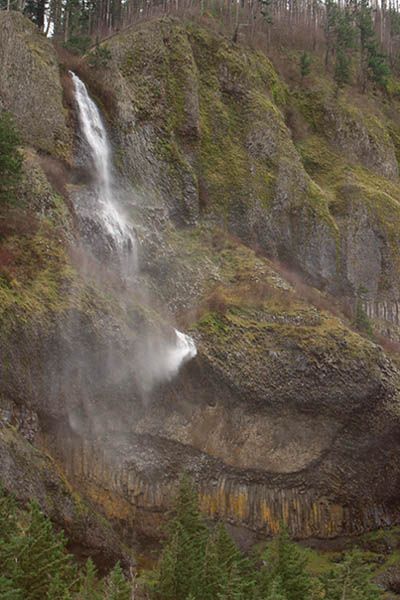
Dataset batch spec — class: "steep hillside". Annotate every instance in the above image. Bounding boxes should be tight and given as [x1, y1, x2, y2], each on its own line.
[98, 17, 400, 331]
[2, 10, 400, 564]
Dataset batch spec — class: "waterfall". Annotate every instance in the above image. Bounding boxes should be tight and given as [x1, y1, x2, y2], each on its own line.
[70, 72, 196, 384]
[70, 71, 136, 263]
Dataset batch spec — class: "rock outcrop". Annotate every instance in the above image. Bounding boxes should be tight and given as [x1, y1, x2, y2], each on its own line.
[3, 11, 400, 555]
[0, 11, 71, 157]
[95, 19, 400, 324]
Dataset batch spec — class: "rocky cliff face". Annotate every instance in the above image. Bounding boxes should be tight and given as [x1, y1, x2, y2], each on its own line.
[96, 18, 400, 314]
[2, 10, 400, 554]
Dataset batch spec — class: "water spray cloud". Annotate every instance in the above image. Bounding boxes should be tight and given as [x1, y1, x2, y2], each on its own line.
[70, 72, 197, 387]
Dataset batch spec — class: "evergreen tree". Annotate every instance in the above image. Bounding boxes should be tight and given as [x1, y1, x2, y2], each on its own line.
[78, 558, 104, 600]
[354, 287, 373, 335]
[0, 490, 135, 600]
[11, 501, 75, 600]
[214, 523, 255, 598]
[46, 573, 73, 599]
[154, 476, 209, 600]
[214, 523, 242, 573]
[217, 562, 245, 600]
[323, 550, 381, 600]
[104, 562, 131, 600]
[266, 577, 288, 600]
[368, 45, 391, 90]
[335, 48, 351, 89]
[300, 51, 312, 81]
[0, 577, 23, 600]
[258, 525, 312, 600]
[357, 0, 390, 91]
[0, 487, 18, 540]
[155, 529, 181, 600]
[324, 0, 339, 69]
[202, 534, 222, 600]
[334, 9, 355, 89]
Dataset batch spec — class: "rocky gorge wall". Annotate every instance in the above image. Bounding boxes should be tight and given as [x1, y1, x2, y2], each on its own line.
[3, 10, 400, 554]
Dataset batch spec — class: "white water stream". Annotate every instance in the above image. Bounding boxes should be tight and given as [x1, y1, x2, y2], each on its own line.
[70, 72, 197, 382]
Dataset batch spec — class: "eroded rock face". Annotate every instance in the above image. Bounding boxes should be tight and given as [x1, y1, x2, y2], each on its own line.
[41, 334, 400, 542]
[3, 13, 400, 552]
[0, 423, 134, 569]
[93, 19, 400, 325]
[0, 11, 71, 157]
[95, 20, 341, 292]
[322, 100, 398, 180]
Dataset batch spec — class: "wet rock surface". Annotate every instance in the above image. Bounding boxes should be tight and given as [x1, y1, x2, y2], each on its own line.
[3, 11, 400, 557]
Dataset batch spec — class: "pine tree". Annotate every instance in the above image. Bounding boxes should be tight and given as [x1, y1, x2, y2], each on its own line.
[0, 487, 18, 541]
[300, 51, 312, 81]
[46, 573, 73, 599]
[0, 491, 140, 600]
[202, 534, 222, 600]
[78, 558, 104, 600]
[0, 577, 23, 600]
[357, 0, 391, 92]
[214, 523, 255, 598]
[259, 0, 273, 25]
[12, 501, 75, 600]
[323, 550, 381, 600]
[104, 562, 131, 600]
[155, 529, 181, 600]
[154, 475, 209, 600]
[335, 48, 351, 89]
[217, 562, 245, 600]
[368, 45, 391, 90]
[258, 525, 312, 600]
[266, 577, 288, 600]
[334, 9, 355, 90]
[214, 524, 242, 572]
[324, 0, 339, 69]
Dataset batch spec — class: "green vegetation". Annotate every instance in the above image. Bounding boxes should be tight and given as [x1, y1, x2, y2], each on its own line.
[300, 51, 312, 81]
[0, 112, 22, 205]
[323, 551, 381, 599]
[88, 42, 112, 68]
[143, 476, 385, 599]
[0, 488, 132, 599]
[358, 0, 391, 91]
[63, 35, 92, 55]
[354, 298, 373, 337]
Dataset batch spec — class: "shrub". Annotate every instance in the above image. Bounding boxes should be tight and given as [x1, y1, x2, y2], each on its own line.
[63, 35, 92, 56]
[88, 43, 112, 69]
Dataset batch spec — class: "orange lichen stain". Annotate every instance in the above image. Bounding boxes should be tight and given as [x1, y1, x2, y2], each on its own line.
[259, 501, 280, 534]
[260, 500, 273, 523]
[231, 490, 249, 520]
[200, 488, 251, 522]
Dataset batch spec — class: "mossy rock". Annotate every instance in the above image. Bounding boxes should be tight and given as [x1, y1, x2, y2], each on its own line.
[0, 12, 71, 158]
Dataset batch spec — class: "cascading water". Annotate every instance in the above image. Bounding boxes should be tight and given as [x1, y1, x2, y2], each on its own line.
[70, 71, 136, 264]
[70, 72, 196, 383]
